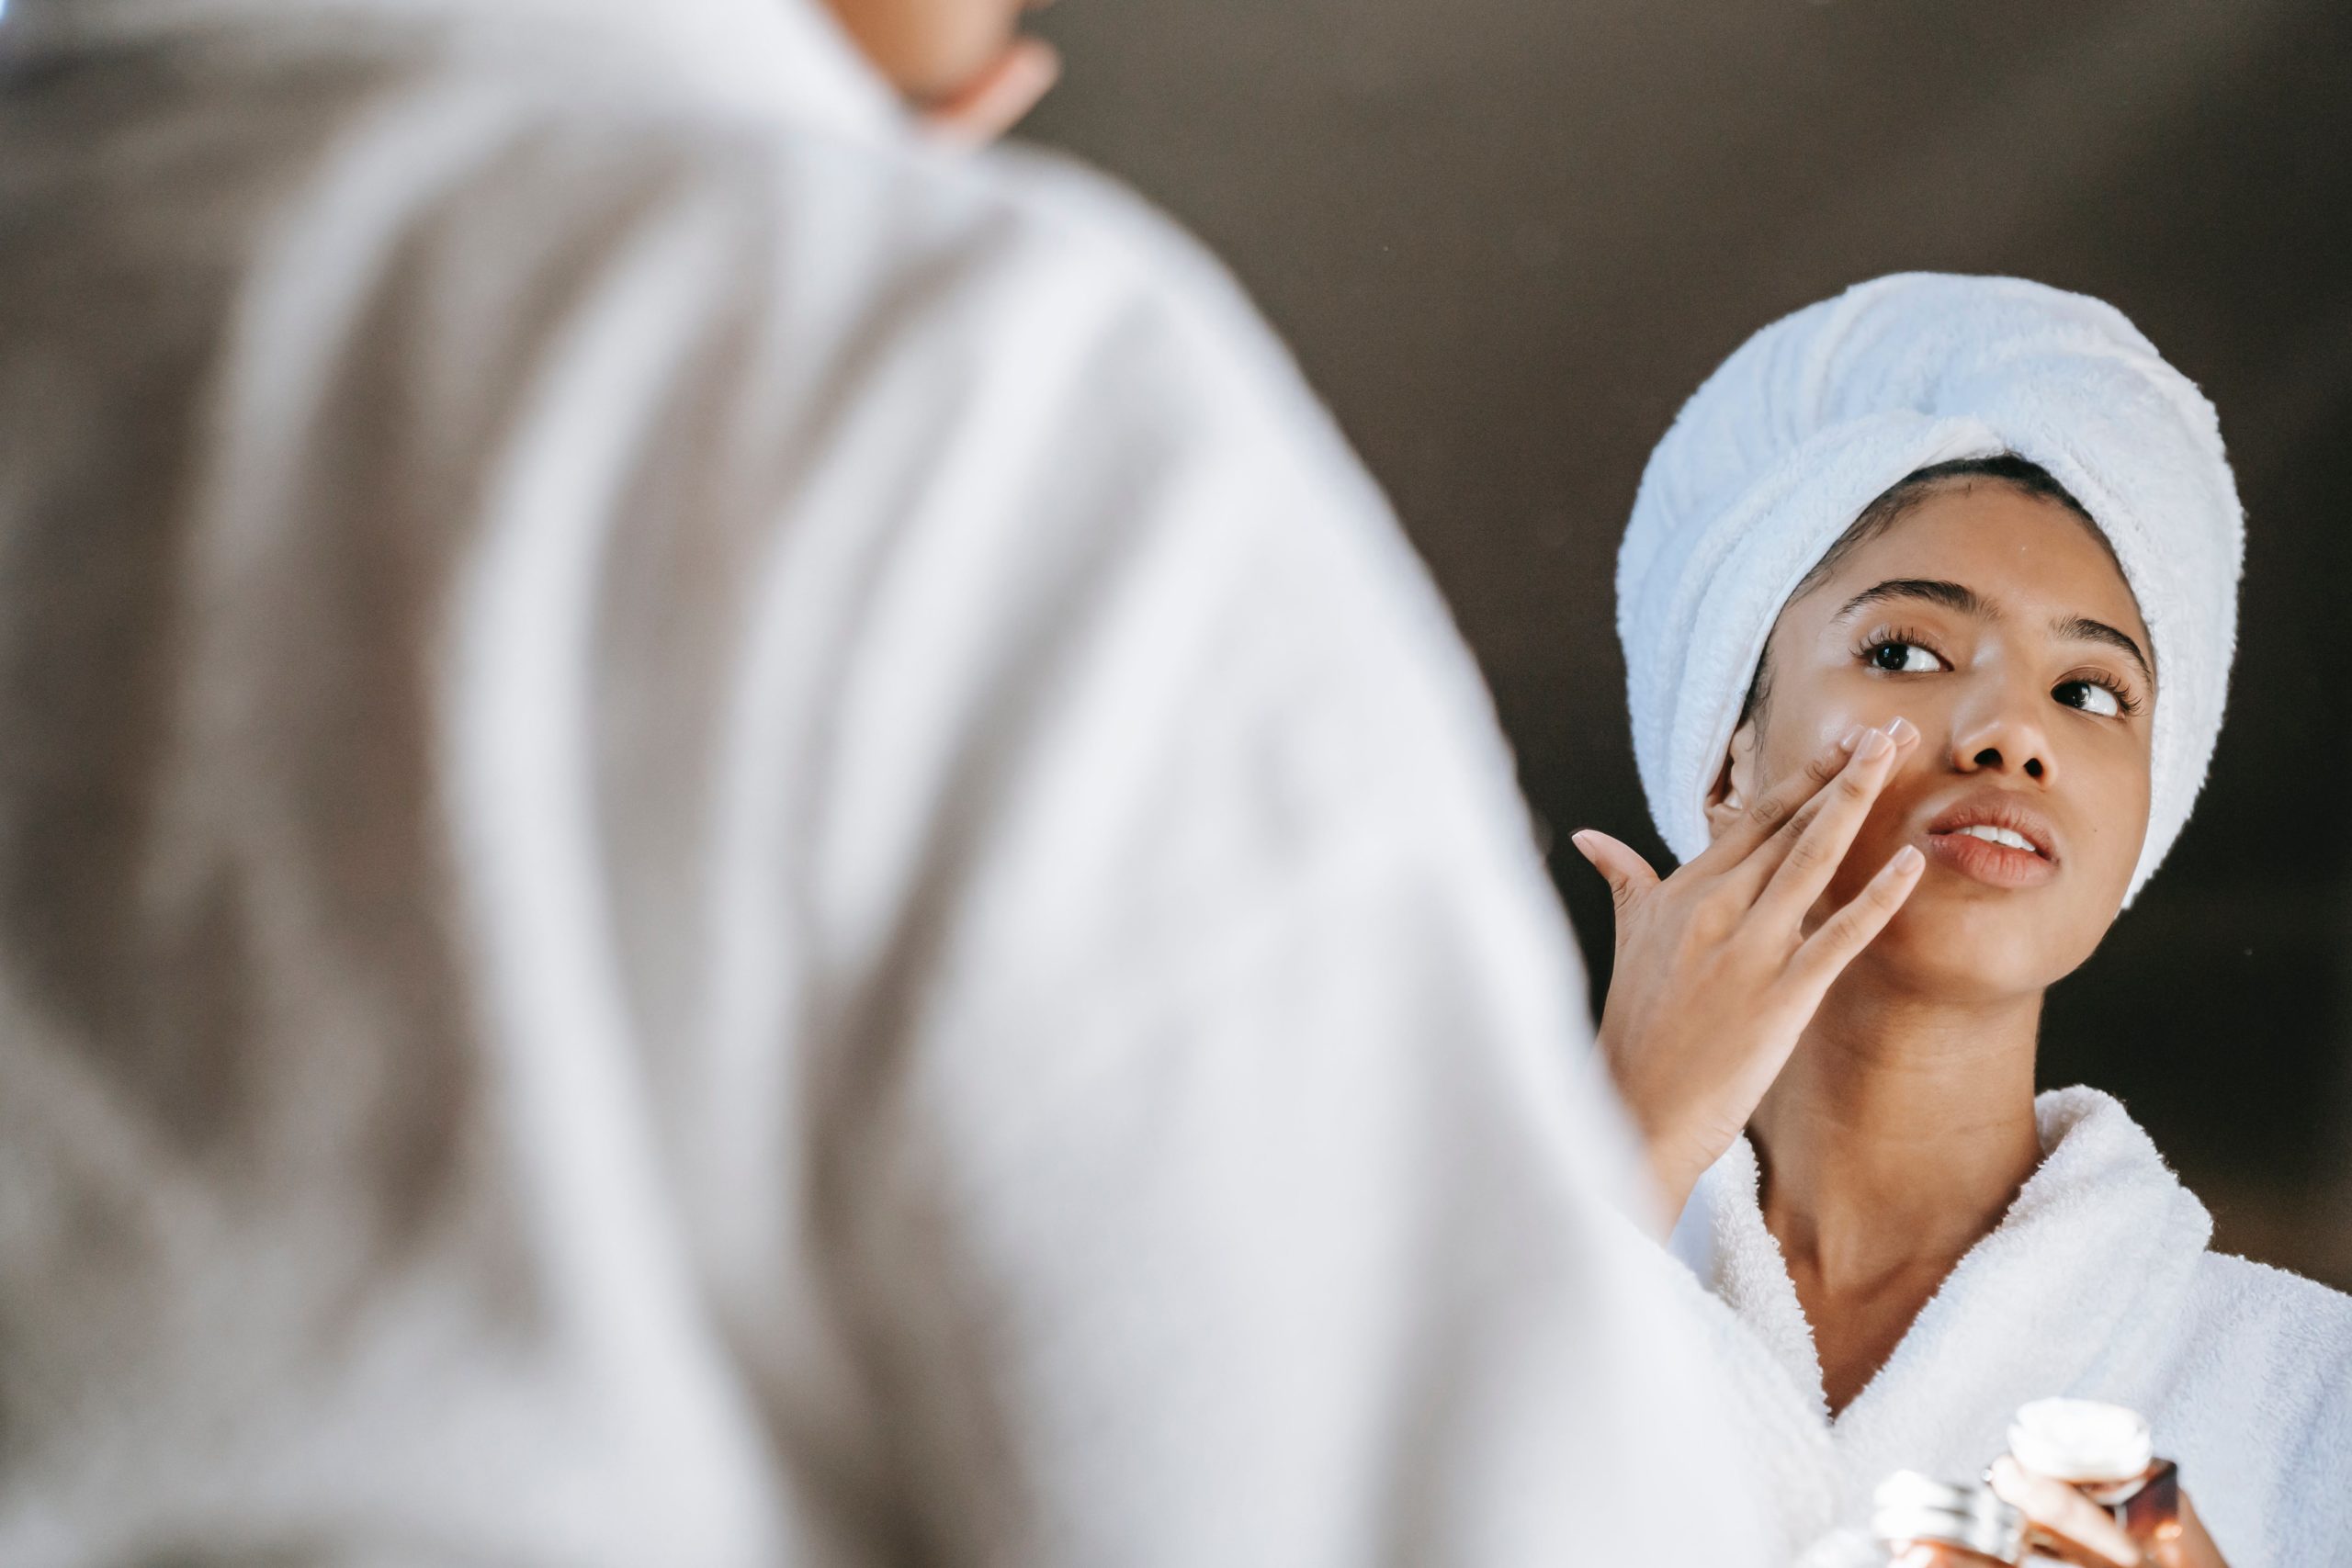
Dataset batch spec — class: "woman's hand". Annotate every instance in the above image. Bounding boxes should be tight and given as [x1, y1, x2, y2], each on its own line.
[1571, 716, 1925, 1224]
[1988, 1458, 2230, 1568]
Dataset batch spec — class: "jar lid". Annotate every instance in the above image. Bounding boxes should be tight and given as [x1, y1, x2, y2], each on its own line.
[1871, 1472, 2027, 1562]
[2008, 1397, 2154, 1483]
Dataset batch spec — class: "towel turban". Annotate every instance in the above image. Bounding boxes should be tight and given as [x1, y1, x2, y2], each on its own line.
[1617, 273, 2243, 906]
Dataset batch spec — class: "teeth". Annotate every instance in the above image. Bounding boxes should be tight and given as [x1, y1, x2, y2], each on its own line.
[1955, 824, 2037, 853]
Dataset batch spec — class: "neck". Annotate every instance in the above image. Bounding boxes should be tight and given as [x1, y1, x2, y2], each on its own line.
[1748, 974, 2045, 1288]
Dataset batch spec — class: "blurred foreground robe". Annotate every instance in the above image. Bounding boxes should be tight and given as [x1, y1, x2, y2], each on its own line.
[0, 1, 1771, 1563]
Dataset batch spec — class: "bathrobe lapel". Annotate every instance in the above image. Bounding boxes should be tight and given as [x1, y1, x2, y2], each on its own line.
[1675, 1088, 2214, 1524]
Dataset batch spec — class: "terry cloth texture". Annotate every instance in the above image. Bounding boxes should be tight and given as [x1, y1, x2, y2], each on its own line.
[1617, 273, 2244, 904]
[1665, 1088, 2352, 1566]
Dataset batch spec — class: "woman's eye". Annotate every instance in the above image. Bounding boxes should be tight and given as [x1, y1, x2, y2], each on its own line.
[1869, 641, 1940, 674]
[2054, 680, 2123, 717]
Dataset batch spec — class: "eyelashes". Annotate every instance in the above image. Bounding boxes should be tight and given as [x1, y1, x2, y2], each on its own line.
[1853, 624, 1949, 673]
[2055, 669, 2143, 718]
[1851, 626, 2144, 718]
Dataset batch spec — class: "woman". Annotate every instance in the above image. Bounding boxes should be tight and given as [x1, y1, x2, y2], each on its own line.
[1575, 275, 2352, 1566]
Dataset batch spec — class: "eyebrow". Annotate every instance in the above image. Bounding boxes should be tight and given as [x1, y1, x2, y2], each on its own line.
[1832, 578, 1984, 622]
[2052, 615, 2154, 686]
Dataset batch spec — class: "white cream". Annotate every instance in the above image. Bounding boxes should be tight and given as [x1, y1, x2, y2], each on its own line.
[2008, 1397, 2154, 1483]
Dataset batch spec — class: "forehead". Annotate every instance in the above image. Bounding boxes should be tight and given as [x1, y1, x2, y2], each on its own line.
[1795, 480, 2150, 648]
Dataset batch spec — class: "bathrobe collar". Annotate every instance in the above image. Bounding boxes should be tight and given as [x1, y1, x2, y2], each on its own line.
[1673, 1087, 2214, 1517]
[0, 0, 903, 139]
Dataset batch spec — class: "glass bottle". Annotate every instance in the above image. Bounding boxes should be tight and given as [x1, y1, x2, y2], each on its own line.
[1871, 1471, 2028, 1567]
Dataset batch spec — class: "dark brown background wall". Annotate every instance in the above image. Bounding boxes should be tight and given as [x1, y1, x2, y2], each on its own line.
[1023, 0, 2352, 1284]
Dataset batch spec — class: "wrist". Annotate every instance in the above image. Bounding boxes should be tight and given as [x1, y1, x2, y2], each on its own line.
[1635, 1126, 1714, 1235]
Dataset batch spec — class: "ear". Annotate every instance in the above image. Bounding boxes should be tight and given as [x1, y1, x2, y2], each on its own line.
[1702, 719, 1762, 841]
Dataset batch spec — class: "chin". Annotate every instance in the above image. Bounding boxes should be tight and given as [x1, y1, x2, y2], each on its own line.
[1856, 885, 2091, 1002]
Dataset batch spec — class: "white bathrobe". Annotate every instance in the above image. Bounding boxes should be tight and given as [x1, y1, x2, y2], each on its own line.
[0, 1, 1770, 1564]
[1668, 1088, 2352, 1565]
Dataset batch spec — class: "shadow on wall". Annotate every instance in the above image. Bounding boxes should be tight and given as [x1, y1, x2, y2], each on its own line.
[1024, 0, 2352, 1287]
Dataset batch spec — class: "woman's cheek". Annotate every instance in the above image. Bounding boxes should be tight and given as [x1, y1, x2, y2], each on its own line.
[1803, 699, 1873, 755]
[1760, 706, 1868, 790]
[1783, 673, 1919, 767]
[2077, 753, 2153, 910]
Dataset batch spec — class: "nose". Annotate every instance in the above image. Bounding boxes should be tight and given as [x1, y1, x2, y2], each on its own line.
[1949, 675, 2057, 785]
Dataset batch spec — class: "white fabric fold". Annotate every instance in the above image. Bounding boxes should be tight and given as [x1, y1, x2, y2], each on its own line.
[1668, 1088, 2352, 1564]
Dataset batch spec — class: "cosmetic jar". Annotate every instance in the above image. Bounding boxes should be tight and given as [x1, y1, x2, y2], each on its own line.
[2007, 1397, 2180, 1544]
[1871, 1471, 2027, 1566]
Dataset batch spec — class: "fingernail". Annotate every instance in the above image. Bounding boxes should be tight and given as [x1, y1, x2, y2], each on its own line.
[1885, 716, 1918, 746]
[1856, 727, 1892, 760]
[1894, 844, 1923, 872]
[1838, 725, 1864, 752]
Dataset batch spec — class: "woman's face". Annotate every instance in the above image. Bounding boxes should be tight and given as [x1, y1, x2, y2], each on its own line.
[1712, 479, 2155, 1002]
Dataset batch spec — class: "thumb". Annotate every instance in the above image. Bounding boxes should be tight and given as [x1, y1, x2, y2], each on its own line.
[1569, 829, 1660, 913]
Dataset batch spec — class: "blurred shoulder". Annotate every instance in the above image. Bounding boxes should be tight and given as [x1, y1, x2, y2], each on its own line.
[976, 141, 1289, 343]
[763, 131, 1329, 428]
[475, 84, 1339, 452]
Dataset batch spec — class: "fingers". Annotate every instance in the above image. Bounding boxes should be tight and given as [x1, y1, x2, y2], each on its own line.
[1989, 1458, 2147, 1568]
[1745, 718, 1922, 888]
[920, 37, 1062, 150]
[1569, 829, 1661, 912]
[1749, 720, 1915, 921]
[1786, 841, 1923, 991]
[1686, 733, 1854, 874]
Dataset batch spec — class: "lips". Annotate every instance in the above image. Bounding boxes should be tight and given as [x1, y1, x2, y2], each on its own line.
[1923, 795, 2060, 889]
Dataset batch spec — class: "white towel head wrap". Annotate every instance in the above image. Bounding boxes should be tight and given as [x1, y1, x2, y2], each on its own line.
[1617, 273, 2242, 906]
